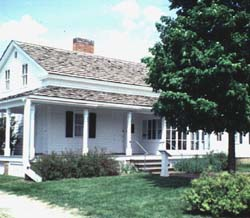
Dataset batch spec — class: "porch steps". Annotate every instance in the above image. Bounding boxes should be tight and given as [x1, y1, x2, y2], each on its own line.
[130, 159, 174, 175]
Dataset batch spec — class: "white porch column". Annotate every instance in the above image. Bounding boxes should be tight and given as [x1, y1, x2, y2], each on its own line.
[29, 104, 36, 160]
[4, 109, 11, 156]
[82, 109, 89, 155]
[186, 128, 191, 151]
[23, 99, 31, 167]
[126, 112, 132, 156]
[160, 117, 167, 150]
[198, 130, 202, 150]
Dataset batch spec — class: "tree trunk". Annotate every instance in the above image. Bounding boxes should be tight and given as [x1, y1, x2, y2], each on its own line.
[228, 131, 236, 173]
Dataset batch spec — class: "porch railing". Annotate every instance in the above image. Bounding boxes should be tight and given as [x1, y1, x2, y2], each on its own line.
[133, 140, 149, 171]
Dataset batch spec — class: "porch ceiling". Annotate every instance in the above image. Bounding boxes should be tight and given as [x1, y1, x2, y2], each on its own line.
[0, 86, 157, 108]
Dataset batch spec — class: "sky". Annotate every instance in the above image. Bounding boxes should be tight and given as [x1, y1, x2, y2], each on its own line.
[0, 0, 176, 62]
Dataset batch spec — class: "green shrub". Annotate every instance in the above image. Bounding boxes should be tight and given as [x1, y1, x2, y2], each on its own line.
[119, 162, 139, 175]
[184, 173, 250, 217]
[174, 152, 227, 173]
[31, 150, 119, 181]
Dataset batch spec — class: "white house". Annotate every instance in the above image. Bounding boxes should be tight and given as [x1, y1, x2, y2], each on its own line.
[0, 38, 249, 177]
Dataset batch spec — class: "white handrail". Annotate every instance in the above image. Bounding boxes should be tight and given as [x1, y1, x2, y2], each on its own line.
[132, 140, 149, 171]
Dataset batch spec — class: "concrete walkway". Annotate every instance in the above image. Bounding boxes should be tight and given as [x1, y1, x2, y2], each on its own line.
[0, 191, 83, 218]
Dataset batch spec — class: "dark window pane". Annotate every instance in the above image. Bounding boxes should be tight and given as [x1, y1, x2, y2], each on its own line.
[172, 141, 176, 150]
[152, 119, 156, 139]
[178, 140, 182, 150]
[148, 120, 152, 139]
[142, 120, 147, 139]
[166, 130, 170, 140]
[183, 141, 187, 150]
[166, 141, 170, 150]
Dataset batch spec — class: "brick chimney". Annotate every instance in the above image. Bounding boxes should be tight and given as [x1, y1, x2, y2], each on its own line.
[73, 37, 94, 54]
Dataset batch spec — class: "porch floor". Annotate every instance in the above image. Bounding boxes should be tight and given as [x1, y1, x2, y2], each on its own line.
[113, 154, 161, 161]
[0, 156, 23, 163]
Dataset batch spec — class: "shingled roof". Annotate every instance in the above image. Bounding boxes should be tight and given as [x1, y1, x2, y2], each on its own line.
[0, 86, 157, 107]
[15, 41, 149, 86]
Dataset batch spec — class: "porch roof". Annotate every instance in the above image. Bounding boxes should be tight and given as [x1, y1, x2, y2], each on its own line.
[0, 86, 157, 107]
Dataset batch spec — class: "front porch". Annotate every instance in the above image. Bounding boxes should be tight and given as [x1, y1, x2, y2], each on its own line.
[0, 97, 167, 165]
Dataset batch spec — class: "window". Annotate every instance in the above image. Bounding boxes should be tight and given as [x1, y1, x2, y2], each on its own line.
[5, 70, 10, 90]
[142, 120, 147, 139]
[157, 119, 162, 139]
[217, 133, 223, 141]
[166, 124, 187, 150]
[201, 131, 205, 149]
[14, 51, 17, 58]
[178, 131, 187, 150]
[75, 114, 83, 136]
[191, 131, 199, 150]
[74, 112, 97, 138]
[142, 119, 162, 140]
[22, 64, 28, 86]
[239, 133, 243, 144]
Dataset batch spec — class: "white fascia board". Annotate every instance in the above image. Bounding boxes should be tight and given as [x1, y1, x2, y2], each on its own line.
[0, 97, 25, 110]
[0, 41, 15, 72]
[28, 95, 153, 112]
[43, 74, 160, 97]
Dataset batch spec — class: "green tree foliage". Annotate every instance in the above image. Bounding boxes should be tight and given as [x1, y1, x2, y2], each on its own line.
[143, 0, 250, 172]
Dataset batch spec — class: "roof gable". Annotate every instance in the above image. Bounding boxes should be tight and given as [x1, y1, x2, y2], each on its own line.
[15, 41, 149, 86]
[0, 41, 48, 77]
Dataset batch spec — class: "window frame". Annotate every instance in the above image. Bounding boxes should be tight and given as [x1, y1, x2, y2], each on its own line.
[74, 113, 83, 137]
[22, 64, 28, 86]
[5, 70, 10, 90]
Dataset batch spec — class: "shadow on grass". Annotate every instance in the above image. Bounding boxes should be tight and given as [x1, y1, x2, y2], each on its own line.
[142, 174, 192, 188]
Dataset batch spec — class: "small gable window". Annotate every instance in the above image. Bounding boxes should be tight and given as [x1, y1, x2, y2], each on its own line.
[5, 70, 10, 90]
[22, 64, 28, 86]
[14, 51, 17, 58]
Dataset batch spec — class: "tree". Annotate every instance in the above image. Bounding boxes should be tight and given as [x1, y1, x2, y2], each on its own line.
[143, 0, 250, 172]
[0, 117, 20, 155]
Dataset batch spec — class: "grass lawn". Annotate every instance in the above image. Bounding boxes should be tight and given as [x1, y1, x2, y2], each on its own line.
[0, 174, 210, 218]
